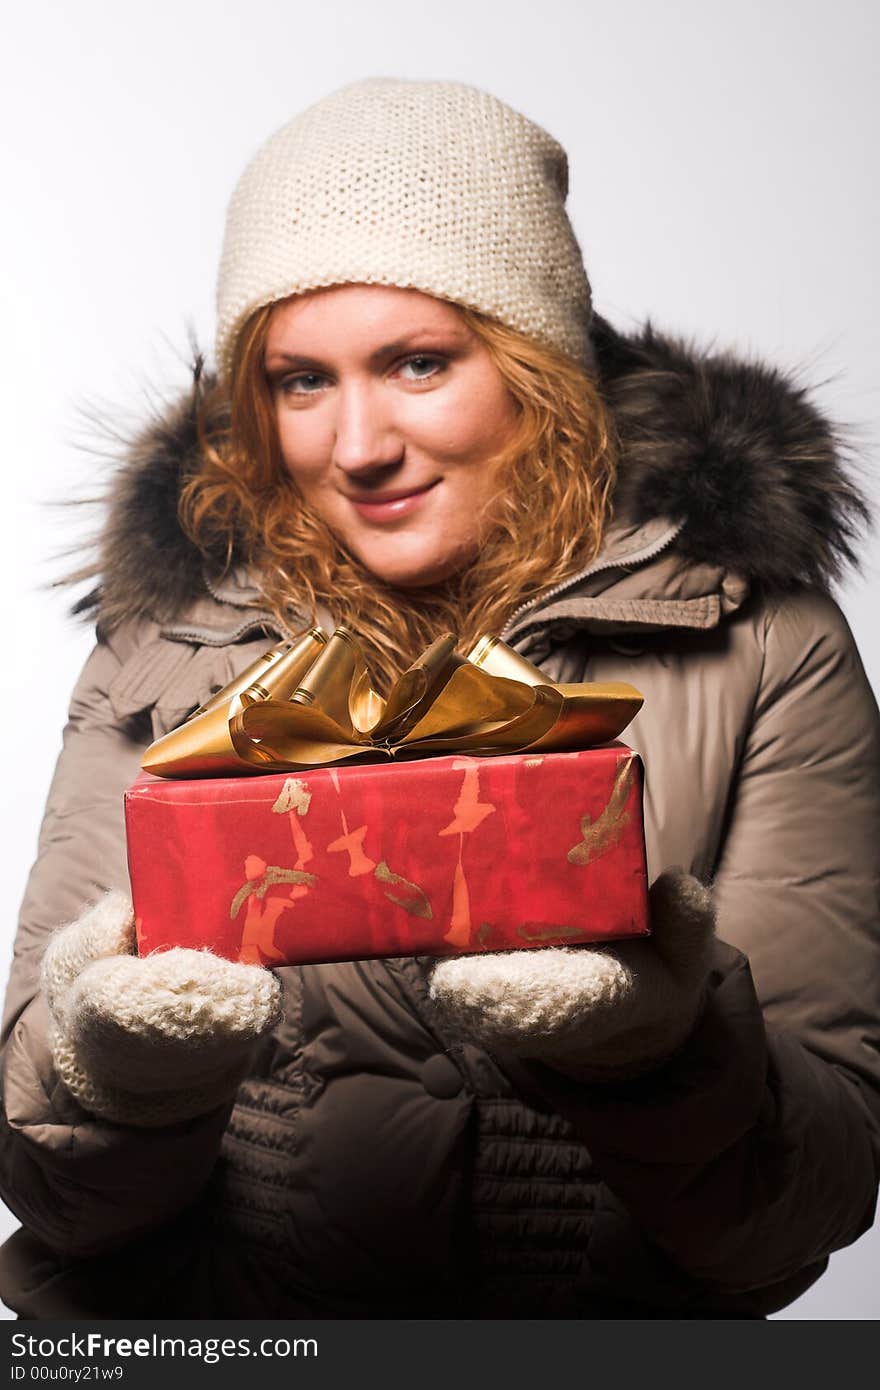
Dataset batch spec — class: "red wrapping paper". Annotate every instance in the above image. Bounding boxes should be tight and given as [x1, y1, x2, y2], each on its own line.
[124, 744, 649, 965]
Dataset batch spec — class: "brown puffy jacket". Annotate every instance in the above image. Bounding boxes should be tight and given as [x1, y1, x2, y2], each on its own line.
[1, 318, 878, 1318]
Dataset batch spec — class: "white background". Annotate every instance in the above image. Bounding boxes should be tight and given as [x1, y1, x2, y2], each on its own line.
[1, 0, 877, 1319]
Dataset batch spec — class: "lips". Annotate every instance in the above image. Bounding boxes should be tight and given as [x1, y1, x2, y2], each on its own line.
[346, 480, 439, 522]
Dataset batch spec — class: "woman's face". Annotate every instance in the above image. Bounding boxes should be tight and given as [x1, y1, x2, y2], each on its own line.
[263, 285, 519, 587]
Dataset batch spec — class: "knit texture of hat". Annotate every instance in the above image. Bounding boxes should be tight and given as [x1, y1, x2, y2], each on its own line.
[215, 77, 593, 376]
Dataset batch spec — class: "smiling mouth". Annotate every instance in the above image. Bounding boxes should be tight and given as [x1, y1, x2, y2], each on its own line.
[346, 480, 439, 521]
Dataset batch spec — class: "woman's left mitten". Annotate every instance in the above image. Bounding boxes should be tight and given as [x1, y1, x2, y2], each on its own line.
[427, 868, 715, 1080]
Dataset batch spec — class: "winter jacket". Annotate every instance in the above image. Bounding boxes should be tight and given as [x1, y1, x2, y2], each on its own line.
[0, 316, 878, 1319]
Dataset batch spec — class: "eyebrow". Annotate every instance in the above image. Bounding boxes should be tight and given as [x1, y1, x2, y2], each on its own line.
[264, 329, 469, 373]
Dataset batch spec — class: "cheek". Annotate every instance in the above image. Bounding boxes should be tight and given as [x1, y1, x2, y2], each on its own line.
[417, 379, 517, 462]
[275, 411, 333, 493]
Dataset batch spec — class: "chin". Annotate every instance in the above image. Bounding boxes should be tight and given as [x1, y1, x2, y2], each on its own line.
[357, 546, 472, 590]
[371, 560, 466, 589]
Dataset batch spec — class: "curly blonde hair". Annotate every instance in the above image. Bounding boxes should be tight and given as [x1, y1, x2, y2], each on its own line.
[180, 298, 617, 695]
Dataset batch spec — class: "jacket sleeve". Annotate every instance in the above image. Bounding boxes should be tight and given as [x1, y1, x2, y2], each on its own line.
[515, 588, 880, 1307]
[0, 627, 232, 1259]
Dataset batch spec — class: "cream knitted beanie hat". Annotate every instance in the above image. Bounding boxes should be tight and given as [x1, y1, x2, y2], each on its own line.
[215, 77, 594, 376]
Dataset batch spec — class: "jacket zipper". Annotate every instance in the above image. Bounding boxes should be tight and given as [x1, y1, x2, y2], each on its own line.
[499, 521, 683, 641]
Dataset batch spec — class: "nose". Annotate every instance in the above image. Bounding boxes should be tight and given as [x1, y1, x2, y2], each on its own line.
[331, 378, 404, 478]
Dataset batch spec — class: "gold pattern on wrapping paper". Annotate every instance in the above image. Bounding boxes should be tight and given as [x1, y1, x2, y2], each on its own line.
[566, 756, 635, 866]
[374, 860, 433, 919]
[142, 626, 643, 778]
[236, 788, 320, 962]
[272, 777, 313, 816]
[517, 922, 599, 941]
[230, 865, 319, 920]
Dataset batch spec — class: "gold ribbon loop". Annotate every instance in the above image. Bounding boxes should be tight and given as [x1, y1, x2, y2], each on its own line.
[142, 627, 643, 778]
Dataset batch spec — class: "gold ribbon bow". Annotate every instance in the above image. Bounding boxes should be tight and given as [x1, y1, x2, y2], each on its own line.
[142, 627, 644, 778]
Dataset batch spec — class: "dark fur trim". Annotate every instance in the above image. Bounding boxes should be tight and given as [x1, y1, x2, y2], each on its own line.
[592, 316, 870, 590]
[67, 318, 871, 628]
[66, 364, 222, 631]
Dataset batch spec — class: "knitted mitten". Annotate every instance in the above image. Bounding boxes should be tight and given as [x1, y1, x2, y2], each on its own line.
[41, 891, 282, 1127]
[427, 869, 715, 1081]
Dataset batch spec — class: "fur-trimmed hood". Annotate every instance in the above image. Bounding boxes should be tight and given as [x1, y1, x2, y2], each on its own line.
[70, 315, 870, 633]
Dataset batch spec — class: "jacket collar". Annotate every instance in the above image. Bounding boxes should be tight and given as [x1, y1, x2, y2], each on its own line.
[70, 314, 869, 638]
[154, 516, 739, 649]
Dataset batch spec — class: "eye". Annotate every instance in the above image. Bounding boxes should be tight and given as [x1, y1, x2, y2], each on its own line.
[280, 372, 328, 396]
[398, 355, 445, 382]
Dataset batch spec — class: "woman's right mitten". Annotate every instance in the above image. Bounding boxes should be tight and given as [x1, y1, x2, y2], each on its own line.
[40, 890, 283, 1127]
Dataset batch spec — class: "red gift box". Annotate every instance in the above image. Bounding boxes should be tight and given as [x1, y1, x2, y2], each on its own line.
[124, 744, 649, 965]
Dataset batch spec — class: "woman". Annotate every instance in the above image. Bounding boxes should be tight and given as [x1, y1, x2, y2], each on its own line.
[0, 77, 877, 1319]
